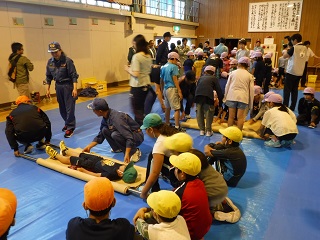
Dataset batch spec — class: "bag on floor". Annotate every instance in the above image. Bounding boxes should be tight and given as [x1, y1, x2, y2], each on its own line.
[8, 54, 22, 83]
[79, 87, 98, 97]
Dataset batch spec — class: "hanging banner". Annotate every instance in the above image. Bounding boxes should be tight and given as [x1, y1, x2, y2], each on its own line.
[248, 1, 303, 32]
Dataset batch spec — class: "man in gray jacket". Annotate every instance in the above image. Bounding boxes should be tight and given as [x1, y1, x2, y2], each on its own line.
[8, 42, 34, 96]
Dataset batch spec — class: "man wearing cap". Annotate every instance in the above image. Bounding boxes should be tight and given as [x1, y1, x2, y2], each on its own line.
[133, 190, 191, 240]
[66, 178, 142, 240]
[283, 34, 308, 111]
[204, 126, 247, 187]
[84, 98, 143, 163]
[254, 39, 264, 54]
[297, 87, 320, 128]
[156, 32, 172, 66]
[214, 37, 228, 55]
[0, 188, 17, 240]
[46, 41, 79, 138]
[8, 42, 34, 97]
[45, 142, 137, 183]
[5, 95, 52, 156]
[161, 52, 184, 130]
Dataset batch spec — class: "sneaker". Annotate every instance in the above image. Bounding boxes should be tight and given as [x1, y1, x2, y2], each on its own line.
[206, 131, 213, 137]
[45, 146, 58, 159]
[59, 140, 68, 156]
[176, 127, 186, 132]
[214, 197, 241, 223]
[130, 148, 142, 162]
[62, 125, 67, 132]
[24, 144, 34, 154]
[308, 124, 316, 129]
[280, 140, 294, 148]
[264, 139, 281, 148]
[36, 139, 46, 150]
[185, 114, 191, 119]
[111, 149, 122, 153]
[200, 130, 205, 136]
[64, 129, 74, 138]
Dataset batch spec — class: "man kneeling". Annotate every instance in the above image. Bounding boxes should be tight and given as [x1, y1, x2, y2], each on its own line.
[45, 141, 137, 184]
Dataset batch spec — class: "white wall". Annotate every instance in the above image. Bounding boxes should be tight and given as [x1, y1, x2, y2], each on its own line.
[0, 1, 196, 104]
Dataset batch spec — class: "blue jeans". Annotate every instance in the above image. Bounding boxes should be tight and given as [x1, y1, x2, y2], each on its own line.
[196, 103, 215, 132]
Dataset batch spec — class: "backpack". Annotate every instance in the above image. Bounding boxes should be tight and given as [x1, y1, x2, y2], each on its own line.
[8, 54, 22, 83]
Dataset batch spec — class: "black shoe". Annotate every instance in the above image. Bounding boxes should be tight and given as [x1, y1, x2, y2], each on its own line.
[64, 129, 74, 138]
[62, 125, 67, 132]
[24, 144, 34, 154]
[36, 139, 46, 150]
[176, 127, 186, 132]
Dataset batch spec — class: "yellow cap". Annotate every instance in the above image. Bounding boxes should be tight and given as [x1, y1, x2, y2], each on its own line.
[147, 190, 181, 219]
[219, 126, 243, 143]
[169, 152, 201, 176]
[164, 133, 193, 152]
[0, 189, 17, 237]
[84, 178, 114, 211]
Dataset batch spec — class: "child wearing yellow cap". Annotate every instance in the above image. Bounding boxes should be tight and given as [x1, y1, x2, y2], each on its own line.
[133, 190, 190, 240]
[0, 188, 17, 240]
[45, 142, 137, 184]
[170, 152, 212, 240]
[204, 126, 247, 187]
[66, 178, 141, 240]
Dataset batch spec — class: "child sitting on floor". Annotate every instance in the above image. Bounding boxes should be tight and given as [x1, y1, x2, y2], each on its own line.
[170, 152, 212, 240]
[66, 177, 142, 240]
[133, 190, 191, 240]
[45, 142, 137, 183]
[204, 127, 247, 187]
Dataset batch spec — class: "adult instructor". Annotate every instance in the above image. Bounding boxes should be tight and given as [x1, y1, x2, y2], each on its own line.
[45, 42, 79, 138]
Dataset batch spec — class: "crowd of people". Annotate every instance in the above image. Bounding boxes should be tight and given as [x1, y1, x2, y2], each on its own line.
[2, 32, 320, 240]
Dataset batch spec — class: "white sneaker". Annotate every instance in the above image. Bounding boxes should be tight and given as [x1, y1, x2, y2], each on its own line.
[200, 130, 205, 136]
[206, 131, 213, 137]
[214, 197, 241, 223]
[130, 148, 142, 162]
[185, 114, 191, 119]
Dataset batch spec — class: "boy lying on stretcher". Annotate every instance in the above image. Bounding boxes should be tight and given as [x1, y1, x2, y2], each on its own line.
[45, 141, 137, 184]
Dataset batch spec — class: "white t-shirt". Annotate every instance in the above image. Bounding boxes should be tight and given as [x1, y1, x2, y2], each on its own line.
[129, 52, 152, 87]
[225, 68, 255, 108]
[148, 215, 191, 240]
[262, 107, 298, 136]
[306, 48, 315, 61]
[152, 134, 171, 157]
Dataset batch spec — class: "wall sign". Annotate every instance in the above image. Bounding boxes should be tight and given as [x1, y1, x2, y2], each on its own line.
[248, 1, 303, 32]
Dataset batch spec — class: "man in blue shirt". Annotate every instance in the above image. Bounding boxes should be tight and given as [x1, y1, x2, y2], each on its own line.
[84, 98, 144, 163]
[214, 37, 228, 55]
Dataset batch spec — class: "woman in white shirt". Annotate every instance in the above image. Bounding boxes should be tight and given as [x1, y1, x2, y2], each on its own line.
[139, 113, 179, 199]
[260, 94, 298, 148]
[125, 34, 152, 125]
[224, 57, 254, 130]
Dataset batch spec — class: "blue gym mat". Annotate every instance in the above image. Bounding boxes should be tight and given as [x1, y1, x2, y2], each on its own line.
[0, 90, 319, 240]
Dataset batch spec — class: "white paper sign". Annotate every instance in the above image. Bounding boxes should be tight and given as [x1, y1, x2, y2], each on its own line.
[248, 1, 303, 32]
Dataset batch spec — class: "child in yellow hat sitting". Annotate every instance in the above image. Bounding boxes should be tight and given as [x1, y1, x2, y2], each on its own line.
[133, 190, 190, 240]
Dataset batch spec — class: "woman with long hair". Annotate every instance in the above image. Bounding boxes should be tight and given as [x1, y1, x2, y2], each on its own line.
[125, 34, 152, 125]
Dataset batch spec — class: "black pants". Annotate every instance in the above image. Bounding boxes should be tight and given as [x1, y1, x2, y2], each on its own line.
[283, 73, 301, 111]
[264, 128, 297, 141]
[300, 62, 308, 87]
[180, 94, 194, 115]
[130, 86, 149, 126]
[145, 152, 178, 192]
[144, 86, 157, 115]
[297, 112, 320, 125]
[16, 127, 48, 144]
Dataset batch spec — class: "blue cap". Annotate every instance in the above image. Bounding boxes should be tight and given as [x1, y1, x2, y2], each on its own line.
[48, 42, 61, 53]
[87, 98, 109, 111]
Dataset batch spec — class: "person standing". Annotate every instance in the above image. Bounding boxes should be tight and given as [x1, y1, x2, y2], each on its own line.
[148, 40, 156, 63]
[8, 42, 34, 97]
[254, 39, 264, 54]
[84, 98, 143, 163]
[125, 34, 152, 126]
[45, 42, 79, 138]
[214, 37, 228, 55]
[156, 32, 172, 66]
[127, 40, 136, 65]
[236, 38, 250, 60]
[283, 34, 308, 111]
[300, 41, 320, 87]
